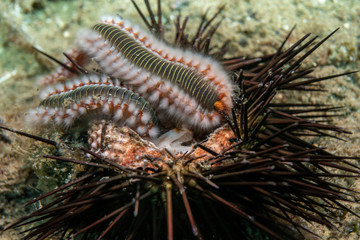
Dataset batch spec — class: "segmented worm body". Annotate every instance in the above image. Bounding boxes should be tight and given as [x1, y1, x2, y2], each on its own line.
[35, 75, 159, 138]
[92, 23, 219, 111]
[78, 16, 233, 132]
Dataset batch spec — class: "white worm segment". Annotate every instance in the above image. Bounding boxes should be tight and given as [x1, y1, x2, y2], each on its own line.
[39, 74, 121, 100]
[33, 76, 159, 138]
[31, 98, 159, 138]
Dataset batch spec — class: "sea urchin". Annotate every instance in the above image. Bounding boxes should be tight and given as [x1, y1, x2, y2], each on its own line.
[2, 0, 360, 240]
